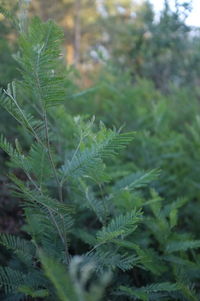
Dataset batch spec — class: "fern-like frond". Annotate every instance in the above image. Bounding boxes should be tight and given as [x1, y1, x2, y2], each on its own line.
[0, 267, 25, 295]
[119, 282, 179, 301]
[15, 17, 65, 108]
[115, 253, 139, 271]
[62, 130, 134, 181]
[27, 142, 52, 183]
[0, 234, 35, 259]
[112, 239, 167, 275]
[0, 267, 50, 299]
[39, 252, 77, 301]
[163, 254, 199, 269]
[84, 187, 107, 223]
[166, 240, 200, 253]
[87, 249, 138, 272]
[114, 169, 160, 192]
[10, 175, 74, 218]
[0, 84, 44, 140]
[0, 135, 23, 168]
[96, 209, 142, 244]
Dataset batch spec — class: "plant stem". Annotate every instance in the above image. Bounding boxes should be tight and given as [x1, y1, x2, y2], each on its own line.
[43, 107, 70, 264]
[43, 109, 63, 203]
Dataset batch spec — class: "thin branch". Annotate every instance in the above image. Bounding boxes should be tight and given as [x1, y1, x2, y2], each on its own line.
[43, 108, 70, 264]
[43, 109, 63, 203]
[3, 89, 42, 145]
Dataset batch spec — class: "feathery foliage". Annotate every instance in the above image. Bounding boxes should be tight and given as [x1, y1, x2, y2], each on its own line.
[0, 6, 200, 301]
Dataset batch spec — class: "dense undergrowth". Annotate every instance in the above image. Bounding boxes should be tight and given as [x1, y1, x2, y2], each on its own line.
[68, 70, 200, 236]
[0, 9, 200, 301]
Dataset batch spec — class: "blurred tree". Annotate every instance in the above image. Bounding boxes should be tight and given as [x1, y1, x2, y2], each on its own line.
[97, 0, 200, 91]
[1, 0, 200, 90]
[29, 0, 100, 66]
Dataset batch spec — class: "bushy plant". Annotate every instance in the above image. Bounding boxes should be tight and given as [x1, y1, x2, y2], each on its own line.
[1, 13, 200, 301]
[68, 66, 200, 234]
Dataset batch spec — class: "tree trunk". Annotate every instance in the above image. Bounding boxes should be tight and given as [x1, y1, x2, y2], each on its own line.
[74, 0, 81, 66]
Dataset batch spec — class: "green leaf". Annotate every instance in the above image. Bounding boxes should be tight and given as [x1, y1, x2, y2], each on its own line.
[114, 169, 160, 192]
[62, 130, 134, 181]
[18, 286, 49, 298]
[166, 240, 200, 253]
[97, 209, 142, 243]
[119, 282, 179, 300]
[39, 251, 77, 301]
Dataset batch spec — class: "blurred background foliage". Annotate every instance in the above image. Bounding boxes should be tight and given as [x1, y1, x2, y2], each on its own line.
[1, 0, 200, 87]
[1, 0, 200, 246]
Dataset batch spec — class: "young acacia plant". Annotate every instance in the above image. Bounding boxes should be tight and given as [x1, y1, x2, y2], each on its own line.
[0, 11, 200, 301]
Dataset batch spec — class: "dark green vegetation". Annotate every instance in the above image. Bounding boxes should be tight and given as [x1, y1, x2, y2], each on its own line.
[1, 2, 200, 301]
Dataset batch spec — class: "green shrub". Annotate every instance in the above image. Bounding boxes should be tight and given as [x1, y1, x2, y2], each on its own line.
[68, 66, 200, 235]
[1, 14, 200, 301]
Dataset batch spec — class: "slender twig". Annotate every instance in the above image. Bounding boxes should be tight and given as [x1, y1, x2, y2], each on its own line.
[87, 243, 103, 256]
[3, 89, 42, 145]
[71, 135, 82, 161]
[43, 109, 63, 203]
[43, 107, 70, 264]
[22, 164, 70, 264]
[99, 183, 108, 225]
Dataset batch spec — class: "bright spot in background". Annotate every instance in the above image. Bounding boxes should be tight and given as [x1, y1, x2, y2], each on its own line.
[150, 0, 200, 27]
